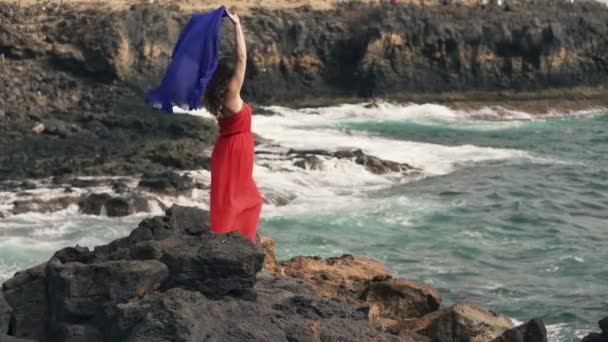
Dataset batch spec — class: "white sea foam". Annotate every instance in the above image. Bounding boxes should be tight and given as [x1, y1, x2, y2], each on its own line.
[0, 102, 554, 221]
[253, 102, 533, 177]
[0, 261, 21, 283]
[1, 101, 590, 222]
[559, 255, 585, 263]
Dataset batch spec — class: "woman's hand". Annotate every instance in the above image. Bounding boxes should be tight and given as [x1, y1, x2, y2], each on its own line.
[226, 9, 240, 25]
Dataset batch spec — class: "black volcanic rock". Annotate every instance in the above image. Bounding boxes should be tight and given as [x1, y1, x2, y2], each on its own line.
[0, 205, 414, 342]
[77, 193, 159, 217]
[600, 317, 608, 334]
[582, 317, 608, 342]
[0, 292, 11, 335]
[1, 205, 266, 341]
[2, 263, 48, 341]
[0, 204, 551, 342]
[137, 171, 195, 196]
[104, 277, 402, 342]
[288, 148, 420, 175]
[491, 318, 548, 342]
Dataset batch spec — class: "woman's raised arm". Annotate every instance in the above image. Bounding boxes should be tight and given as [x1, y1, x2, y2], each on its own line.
[223, 9, 246, 112]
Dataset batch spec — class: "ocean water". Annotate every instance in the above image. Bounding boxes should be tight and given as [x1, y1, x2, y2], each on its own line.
[1, 102, 607, 341]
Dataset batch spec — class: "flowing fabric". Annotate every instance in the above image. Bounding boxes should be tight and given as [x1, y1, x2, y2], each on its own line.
[210, 102, 263, 243]
[145, 6, 227, 113]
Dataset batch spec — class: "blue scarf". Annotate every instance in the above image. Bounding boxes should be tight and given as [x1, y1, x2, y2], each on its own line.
[145, 6, 227, 113]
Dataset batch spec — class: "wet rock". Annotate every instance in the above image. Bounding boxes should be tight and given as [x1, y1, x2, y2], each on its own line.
[262, 189, 296, 206]
[288, 148, 419, 175]
[105, 197, 131, 217]
[600, 317, 608, 333]
[18, 181, 36, 190]
[492, 318, 547, 342]
[354, 154, 417, 175]
[581, 316, 608, 342]
[137, 171, 195, 196]
[12, 197, 78, 215]
[69, 178, 102, 188]
[77, 193, 112, 215]
[398, 303, 514, 342]
[111, 180, 129, 193]
[78, 193, 158, 217]
[0, 292, 12, 335]
[293, 155, 324, 170]
[254, 132, 273, 146]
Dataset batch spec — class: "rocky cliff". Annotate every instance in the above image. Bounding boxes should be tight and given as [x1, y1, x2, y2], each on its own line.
[0, 204, 548, 342]
[1, 0, 607, 180]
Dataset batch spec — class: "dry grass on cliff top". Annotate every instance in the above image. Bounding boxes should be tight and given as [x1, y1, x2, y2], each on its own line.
[0, 0, 384, 13]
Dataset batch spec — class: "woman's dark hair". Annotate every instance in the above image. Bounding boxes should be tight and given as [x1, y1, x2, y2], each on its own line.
[204, 57, 235, 118]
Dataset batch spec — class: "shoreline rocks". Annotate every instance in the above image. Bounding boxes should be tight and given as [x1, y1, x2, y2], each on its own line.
[287, 148, 420, 175]
[396, 303, 514, 341]
[1, 205, 548, 342]
[1, 0, 608, 181]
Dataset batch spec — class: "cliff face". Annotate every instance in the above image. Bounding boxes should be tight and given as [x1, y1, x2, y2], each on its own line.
[3, 0, 608, 105]
[244, 0, 608, 100]
[0, 0, 607, 179]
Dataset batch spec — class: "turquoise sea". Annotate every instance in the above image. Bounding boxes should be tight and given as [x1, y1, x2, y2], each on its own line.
[1, 102, 607, 341]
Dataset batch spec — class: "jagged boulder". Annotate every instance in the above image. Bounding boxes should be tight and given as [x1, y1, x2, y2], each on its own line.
[288, 148, 419, 175]
[103, 281, 404, 342]
[397, 303, 514, 342]
[276, 254, 392, 299]
[78, 193, 112, 215]
[492, 318, 547, 342]
[364, 278, 442, 329]
[1, 263, 48, 341]
[601, 317, 608, 333]
[92, 205, 266, 298]
[78, 193, 160, 217]
[45, 258, 168, 340]
[1, 205, 265, 341]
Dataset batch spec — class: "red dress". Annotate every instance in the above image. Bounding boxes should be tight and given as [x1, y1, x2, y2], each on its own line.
[210, 102, 263, 243]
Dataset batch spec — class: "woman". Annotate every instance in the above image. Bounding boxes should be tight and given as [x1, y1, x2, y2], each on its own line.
[204, 10, 263, 244]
